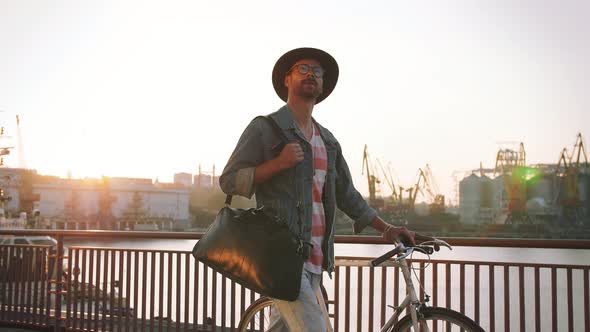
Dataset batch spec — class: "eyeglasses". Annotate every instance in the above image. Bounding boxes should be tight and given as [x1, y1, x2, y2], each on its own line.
[288, 64, 325, 78]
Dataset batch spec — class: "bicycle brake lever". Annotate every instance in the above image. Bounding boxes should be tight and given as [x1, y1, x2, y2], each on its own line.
[421, 239, 452, 251]
[434, 239, 452, 251]
[414, 246, 434, 255]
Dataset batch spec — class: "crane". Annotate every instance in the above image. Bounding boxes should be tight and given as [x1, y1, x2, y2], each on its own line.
[494, 142, 530, 224]
[423, 164, 445, 214]
[361, 145, 384, 209]
[555, 133, 588, 223]
[375, 159, 401, 203]
[0, 124, 14, 166]
[569, 133, 588, 166]
[406, 165, 445, 215]
[406, 168, 427, 210]
[374, 159, 415, 218]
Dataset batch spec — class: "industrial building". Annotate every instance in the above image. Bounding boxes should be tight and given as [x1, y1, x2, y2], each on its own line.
[0, 168, 190, 230]
[459, 134, 589, 225]
[174, 167, 220, 190]
[174, 172, 193, 187]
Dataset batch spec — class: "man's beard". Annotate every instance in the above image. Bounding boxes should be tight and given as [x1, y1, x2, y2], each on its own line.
[295, 79, 322, 100]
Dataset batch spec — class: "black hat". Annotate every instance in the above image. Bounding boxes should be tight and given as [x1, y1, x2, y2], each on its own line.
[272, 47, 339, 104]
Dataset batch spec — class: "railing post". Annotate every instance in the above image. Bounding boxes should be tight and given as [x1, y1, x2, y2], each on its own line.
[53, 234, 64, 331]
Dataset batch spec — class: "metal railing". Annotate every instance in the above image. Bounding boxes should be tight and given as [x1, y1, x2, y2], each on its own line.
[331, 257, 589, 332]
[0, 245, 52, 328]
[0, 230, 589, 331]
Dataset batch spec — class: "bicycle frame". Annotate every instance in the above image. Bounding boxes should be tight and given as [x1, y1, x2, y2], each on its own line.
[379, 258, 421, 331]
[239, 239, 483, 332]
[336, 256, 424, 331]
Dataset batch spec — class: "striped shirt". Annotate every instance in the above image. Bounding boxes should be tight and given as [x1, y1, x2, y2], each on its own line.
[304, 124, 327, 274]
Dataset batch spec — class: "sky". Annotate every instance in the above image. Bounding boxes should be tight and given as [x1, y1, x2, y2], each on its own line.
[1, 0, 589, 205]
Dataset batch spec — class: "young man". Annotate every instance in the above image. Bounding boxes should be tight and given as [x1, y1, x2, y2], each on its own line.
[220, 47, 415, 331]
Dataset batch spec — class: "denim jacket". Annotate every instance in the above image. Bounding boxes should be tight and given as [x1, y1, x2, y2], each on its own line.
[219, 105, 377, 274]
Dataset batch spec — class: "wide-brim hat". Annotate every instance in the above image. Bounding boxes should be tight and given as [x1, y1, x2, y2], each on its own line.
[272, 47, 339, 104]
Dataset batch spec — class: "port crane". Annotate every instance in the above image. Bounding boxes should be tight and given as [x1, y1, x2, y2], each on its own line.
[555, 133, 588, 223]
[494, 142, 529, 224]
[362, 146, 445, 218]
[423, 164, 445, 214]
[406, 165, 445, 215]
[361, 145, 384, 209]
[0, 126, 14, 166]
[374, 159, 413, 217]
[375, 159, 402, 205]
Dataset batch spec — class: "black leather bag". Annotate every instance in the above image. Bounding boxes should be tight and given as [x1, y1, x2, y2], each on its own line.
[192, 116, 305, 301]
[192, 203, 304, 301]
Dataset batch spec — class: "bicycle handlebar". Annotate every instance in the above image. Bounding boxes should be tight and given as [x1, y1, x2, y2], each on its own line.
[370, 234, 452, 267]
[370, 245, 404, 267]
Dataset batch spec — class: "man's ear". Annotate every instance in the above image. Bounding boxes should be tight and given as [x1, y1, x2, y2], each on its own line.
[283, 74, 290, 88]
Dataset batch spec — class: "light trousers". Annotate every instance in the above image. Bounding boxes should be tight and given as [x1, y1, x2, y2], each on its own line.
[267, 269, 332, 332]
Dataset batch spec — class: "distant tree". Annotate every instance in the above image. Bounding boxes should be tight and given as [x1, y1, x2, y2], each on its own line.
[189, 187, 255, 229]
[13, 170, 43, 228]
[18, 169, 39, 216]
[123, 191, 147, 221]
[206, 190, 227, 210]
[64, 190, 83, 221]
[97, 177, 116, 229]
[190, 187, 254, 211]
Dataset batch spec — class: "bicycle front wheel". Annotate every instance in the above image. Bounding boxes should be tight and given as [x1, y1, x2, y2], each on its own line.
[237, 297, 274, 332]
[390, 307, 484, 332]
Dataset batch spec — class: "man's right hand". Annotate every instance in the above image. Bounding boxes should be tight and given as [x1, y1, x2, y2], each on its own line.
[277, 142, 304, 170]
[253, 142, 304, 185]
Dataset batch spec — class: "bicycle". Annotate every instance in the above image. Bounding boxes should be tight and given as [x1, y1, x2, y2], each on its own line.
[237, 235, 484, 331]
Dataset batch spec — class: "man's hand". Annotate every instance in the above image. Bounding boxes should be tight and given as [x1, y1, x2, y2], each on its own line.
[277, 142, 304, 170]
[383, 225, 416, 247]
[253, 141, 303, 185]
[371, 216, 416, 246]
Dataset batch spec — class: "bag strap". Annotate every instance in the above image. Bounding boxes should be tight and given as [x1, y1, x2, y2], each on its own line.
[255, 116, 306, 246]
[225, 115, 289, 207]
[225, 115, 313, 255]
[254, 115, 290, 144]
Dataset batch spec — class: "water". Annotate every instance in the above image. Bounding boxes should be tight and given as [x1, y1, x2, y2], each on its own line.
[62, 238, 590, 331]
[64, 237, 590, 265]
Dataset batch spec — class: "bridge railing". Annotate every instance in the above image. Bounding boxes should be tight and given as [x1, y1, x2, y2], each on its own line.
[332, 257, 589, 332]
[0, 244, 52, 328]
[0, 230, 588, 331]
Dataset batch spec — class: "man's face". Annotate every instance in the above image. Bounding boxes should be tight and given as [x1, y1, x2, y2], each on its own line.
[284, 58, 324, 101]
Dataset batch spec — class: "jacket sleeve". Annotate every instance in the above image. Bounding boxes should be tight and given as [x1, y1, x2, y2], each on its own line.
[219, 119, 265, 199]
[334, 141, 378, 234]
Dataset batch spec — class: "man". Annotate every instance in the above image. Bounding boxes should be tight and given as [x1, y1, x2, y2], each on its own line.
[220, 47, 415, 331]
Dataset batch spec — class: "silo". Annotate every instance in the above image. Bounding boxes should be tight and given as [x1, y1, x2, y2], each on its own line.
[526, 173, 553, 216]
[528, 174, 553, 205]
[586, 174, 590, 221]
[558, 174, 578, 206]
[578, 173, 588, 204]
[579, 173, 589, 220]
[459, 174, 480, 224]
[489, 175, 507, 222]
[492, 175, 506, 204]
[479, 175, 493, 208]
